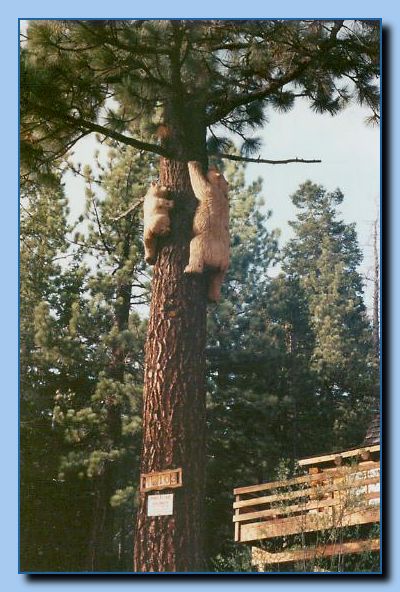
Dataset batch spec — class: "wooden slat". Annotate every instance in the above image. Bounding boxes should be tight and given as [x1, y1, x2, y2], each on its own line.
[234, 487, 316, 509]
[298, 445, 380, 467]
[233, 491, 380, 523]
[234, 472, 323, 496]
[234, 494, 241, 542]
[239, 508, 380, 543]
[251, 538, 380, 566]
[233, 476, 380, 509]
[234, 461, 380, 495]
[234, 497, 339, 523]
[322, 460, 379, 475]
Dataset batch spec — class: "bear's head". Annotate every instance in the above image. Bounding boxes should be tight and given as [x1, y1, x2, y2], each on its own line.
[207, 167, 229, 195]
[150, 181, 169, 199]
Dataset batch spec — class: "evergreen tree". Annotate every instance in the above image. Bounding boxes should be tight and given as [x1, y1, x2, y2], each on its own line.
[282, 181, 376, 451]
[206, 179, 376, 568]
[20, 145, 155, 571]
[50, 146, 156, 570]
[21, 19, 380, 571]
[19, 176, 96, 570]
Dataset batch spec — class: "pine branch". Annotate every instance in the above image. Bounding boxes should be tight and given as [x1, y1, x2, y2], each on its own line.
[66, 113, 171, 158]
[206, 59, 312, 125]
[206, 21, 363, 127]
[329, 20, 345, 40]
[111, 198, 144, 221]
[24, 99, 171, 160]
[77, 21, 171, 57]
[90, 189, 115, 258]
[65, 236, 112, 254]
[216, 152, 321, 165]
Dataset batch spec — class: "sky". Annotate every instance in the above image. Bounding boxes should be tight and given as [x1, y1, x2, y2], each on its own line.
[246, 98, 380, 309]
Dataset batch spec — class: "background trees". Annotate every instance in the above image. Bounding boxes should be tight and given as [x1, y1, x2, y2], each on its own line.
[282, 181, 376, 450]
[204, 176, 376, 570]
[19, 174, 85, 570]
[20, 146, 153, 571]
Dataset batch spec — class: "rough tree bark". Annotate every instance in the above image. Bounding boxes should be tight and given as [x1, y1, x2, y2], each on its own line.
[133, 156, 208, 572]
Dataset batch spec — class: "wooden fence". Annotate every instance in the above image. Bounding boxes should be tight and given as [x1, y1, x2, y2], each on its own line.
[233, 445, 380, 569]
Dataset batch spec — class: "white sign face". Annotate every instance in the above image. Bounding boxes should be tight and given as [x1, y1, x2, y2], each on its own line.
[147, 493, 174, 517]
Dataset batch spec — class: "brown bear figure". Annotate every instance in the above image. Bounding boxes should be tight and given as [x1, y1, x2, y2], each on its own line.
[143, 181, 174, 265]
[185, 161, 230, 302]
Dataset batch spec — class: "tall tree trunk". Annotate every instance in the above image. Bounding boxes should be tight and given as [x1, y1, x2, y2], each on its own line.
[86, 469, 116, 571]
[86, 267, 132, 571]
[372, 217, 380, 364]
[133, 157, 208, 572]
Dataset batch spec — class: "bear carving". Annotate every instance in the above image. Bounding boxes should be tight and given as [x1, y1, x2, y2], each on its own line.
[143, 181, 174, 265]
[185, 161, 230, 302]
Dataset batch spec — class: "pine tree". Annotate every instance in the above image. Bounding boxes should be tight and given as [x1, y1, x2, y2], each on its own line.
[51, 146, 155, 570]
[21, 19, 380, 571]
[282, 181, 376, 451]
[19, 175, 96, 570]
[372, 214, 380, 401]
[20, 145, 156, 571]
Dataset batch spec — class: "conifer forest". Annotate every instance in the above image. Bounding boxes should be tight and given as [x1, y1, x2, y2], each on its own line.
[20, 19, 381, 573]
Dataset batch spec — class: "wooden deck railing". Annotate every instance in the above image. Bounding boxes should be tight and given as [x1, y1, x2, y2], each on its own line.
[233, 445, 380, 568]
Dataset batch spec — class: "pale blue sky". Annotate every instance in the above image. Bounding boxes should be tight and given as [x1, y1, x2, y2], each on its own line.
[246, 98, 380, 310]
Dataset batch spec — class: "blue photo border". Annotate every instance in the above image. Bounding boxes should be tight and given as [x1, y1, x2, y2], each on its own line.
[5, 1, 396, 588]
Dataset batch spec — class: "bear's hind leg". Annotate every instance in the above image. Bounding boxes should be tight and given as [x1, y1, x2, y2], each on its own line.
[208, 270, 225, 302]
[144, 234, 157, 265]
[184, 237, 204, 274]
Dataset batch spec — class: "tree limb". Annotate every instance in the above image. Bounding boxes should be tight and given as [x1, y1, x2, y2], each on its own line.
[216, 152, 321, 165]
[24, 99, 172, 160]
[89, 185, 115, 258]
[67, 113, 171, 158]
[111, 198, 144, 221]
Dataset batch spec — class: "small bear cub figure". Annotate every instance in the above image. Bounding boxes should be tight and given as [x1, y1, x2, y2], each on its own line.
[143, 181, 174, 265]
[185, 161, 230, 302]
